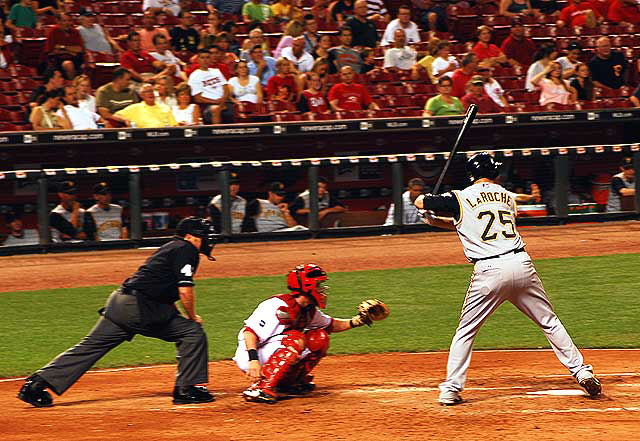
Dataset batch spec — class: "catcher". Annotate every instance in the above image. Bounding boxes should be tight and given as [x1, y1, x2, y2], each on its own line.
[233, 263, 389, 403]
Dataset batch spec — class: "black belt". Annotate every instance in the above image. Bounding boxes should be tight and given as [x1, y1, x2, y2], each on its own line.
[471, 247, 525, 264]
[120, 286, 140, 296]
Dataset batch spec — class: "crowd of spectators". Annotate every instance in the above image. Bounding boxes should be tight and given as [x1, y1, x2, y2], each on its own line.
[0, 0, 640, 130]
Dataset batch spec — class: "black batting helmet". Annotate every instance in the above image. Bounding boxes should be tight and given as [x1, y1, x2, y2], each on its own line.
[176, 217, 217, 260]
[466, 152, 501, 182]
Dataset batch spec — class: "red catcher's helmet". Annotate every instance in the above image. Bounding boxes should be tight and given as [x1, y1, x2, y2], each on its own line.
[287, 263, 329, 308]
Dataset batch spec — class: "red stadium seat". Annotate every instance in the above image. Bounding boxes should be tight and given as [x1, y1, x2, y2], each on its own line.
[0, 94, 20, 106]
[273, 113, 305, 122]
[267, 100, 296, 113]
[101, 14, 131, 26]
[369, 109, 395, 118]
[9, 65, 37, 78]
[367, 70, 393, 83]
[0, 108, 25, 122]
[15, 78, 41, 91]
[372, 83, 403, 95]
[396, 108, 424, 117]
[0, 121, 19, 131]
[386, 95, 415, 108]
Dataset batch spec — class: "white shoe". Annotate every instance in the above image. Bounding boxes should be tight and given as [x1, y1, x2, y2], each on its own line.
[576, 370, 602, 397]
[438, 390, 463, 406]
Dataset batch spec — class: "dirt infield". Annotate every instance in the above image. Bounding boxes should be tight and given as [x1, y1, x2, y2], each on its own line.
[2, 222, 640, 440]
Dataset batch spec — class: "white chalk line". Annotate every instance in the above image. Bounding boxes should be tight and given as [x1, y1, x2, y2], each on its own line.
[340, 384, 640, 394]
[1, 348, 638, 383]
[522, 407, 640, 414]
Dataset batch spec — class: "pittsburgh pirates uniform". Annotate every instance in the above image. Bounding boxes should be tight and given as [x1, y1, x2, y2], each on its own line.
[49, 204, 85, 242]
[208, 194, 247, 234]
[233, 294, 332, 372]
[384, 190, 422, 225]
[606, 171, 634, 212]
[247, 199, 289, 232]
[422, 182, 594, 396]
[87, 204, 123, 240]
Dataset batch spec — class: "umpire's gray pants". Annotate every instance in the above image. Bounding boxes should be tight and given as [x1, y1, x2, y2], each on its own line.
[36, 289, 209, 396]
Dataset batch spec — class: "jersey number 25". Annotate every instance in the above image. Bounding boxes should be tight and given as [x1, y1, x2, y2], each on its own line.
[477, 210, 517, 241]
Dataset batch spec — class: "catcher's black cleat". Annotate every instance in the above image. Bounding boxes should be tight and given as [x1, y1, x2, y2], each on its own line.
[243, 388, 277, 404]
[277, 382, 316, 395]
[18, 375, 53, 408]
[172, 385, 215, 404]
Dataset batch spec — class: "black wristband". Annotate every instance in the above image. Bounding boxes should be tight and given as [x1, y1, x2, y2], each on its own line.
[247, 349, 259, 361]
[349, 319, 355, 328]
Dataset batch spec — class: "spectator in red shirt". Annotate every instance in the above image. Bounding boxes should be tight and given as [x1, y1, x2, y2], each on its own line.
[328, 65, 380, 111]
[500, 18, 537, 66]
[266, 58, 298, 101]
[461, 75, 504, 114]
[607, 0, 640, 24]
[45, 13, 84, 80]
[557, 0, 602, 28]
[451, 53, 479, 98]
[297, 72, 329, 115]
[472, 25, 507, 68]
[120, 31, 173, 87]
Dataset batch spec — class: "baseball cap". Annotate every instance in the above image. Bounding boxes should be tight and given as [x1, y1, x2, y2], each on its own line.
[269, 181, 286, 195]
[58, 180, 77, 194]
[621, 157, 633, 170]
[511, 17, 523, 26]
[79, 7, 96, 17]
[229, 172, 240, 184]
[408, 177, 425, 187]
[470, 75, 485, 85]
[93, 182, 111, 195]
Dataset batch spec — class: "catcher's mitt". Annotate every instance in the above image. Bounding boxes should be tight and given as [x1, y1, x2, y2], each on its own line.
[354, 299, 390, 327]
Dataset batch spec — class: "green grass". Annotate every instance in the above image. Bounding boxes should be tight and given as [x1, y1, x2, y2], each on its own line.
[1, 253, 639, 377]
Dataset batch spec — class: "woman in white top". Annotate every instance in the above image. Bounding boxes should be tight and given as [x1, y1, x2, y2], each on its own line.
[525, 44, 558, 91]
[556, 41, 582, 79]
[228, 60, 263, 104]
[531, 61, 577, 106]
[431, 41, 459, 80]
[154, 76, 178, 107]
[172, 82, 202, 125]
[74, 75, 96, 113]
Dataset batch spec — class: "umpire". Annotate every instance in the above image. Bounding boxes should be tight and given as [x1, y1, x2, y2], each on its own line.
[18, 217, 218, 407]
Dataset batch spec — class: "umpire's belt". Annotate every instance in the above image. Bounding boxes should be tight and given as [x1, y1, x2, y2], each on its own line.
[120, 286, 142, 296]
[471, 247, 525, 264]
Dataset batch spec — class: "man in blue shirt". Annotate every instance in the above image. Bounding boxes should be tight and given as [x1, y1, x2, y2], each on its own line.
[247, 45, 277, 86]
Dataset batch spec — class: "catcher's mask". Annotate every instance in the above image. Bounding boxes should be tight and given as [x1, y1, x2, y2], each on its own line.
[287, 263, 329, 308]
[466, 152, 501, 182]
[175, 217, 218, 261]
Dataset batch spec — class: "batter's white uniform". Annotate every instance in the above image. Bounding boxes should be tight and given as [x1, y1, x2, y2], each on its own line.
[233, 296, 332, 372]
[435, 182, 593, 394]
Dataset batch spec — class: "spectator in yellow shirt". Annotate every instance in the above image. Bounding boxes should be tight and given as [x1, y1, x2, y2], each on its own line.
[114, 83, 177, 128]
[271, 0, 302, 23]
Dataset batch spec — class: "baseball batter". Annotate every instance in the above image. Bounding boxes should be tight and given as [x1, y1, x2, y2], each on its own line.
[234, 263, 389, 403]
[414, 152, 602, 405]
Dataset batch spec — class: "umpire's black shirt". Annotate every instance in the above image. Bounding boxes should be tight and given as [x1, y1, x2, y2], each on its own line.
[123, 238, 200, 304]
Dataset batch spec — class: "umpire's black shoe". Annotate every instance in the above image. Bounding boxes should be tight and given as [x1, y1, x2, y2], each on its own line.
[18, 375, 54, 408]
[172, 385, 215, 404]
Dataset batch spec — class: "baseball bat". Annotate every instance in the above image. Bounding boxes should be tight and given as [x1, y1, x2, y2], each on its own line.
[432, 104, 478, 195]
